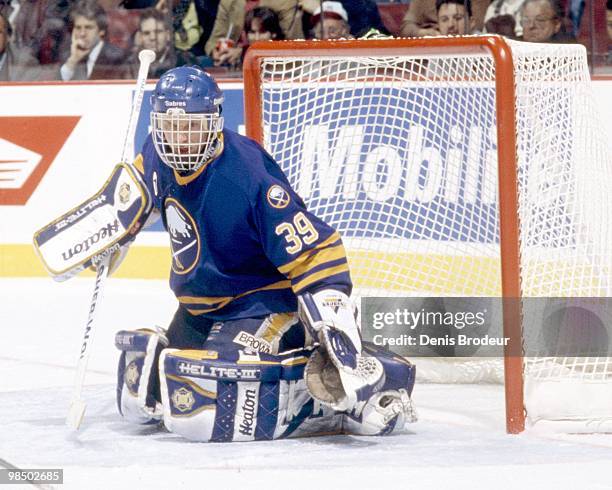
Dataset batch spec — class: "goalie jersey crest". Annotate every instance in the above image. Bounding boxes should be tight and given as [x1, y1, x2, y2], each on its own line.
[165, 198, 199, 274]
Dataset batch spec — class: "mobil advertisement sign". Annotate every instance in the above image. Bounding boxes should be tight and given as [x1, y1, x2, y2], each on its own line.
[263, 84, 574, 246]
[265, 84, 500, 243]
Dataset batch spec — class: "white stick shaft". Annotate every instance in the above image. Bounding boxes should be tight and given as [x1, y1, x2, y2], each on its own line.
[66, 255, 110, 430]
[66, 49, 156, 431]
[120, 50, 156, 163]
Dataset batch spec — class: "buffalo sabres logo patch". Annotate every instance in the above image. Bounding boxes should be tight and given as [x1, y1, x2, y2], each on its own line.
[118, 182, 131, 204]
[165, 198, 200, 275]
[125, 361, 140, 396]
[266, 185, 290, 209]
[171, 387, 195, 412]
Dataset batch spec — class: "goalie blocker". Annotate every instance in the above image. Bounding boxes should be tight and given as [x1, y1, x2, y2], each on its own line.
[33, 163, 152, 281]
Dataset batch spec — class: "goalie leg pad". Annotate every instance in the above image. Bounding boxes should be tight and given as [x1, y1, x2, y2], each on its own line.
[159, 347, 341, 442]
[115, 327, 168, 424]
[343, 389, 416, 436]
[343, 342, 417, 436]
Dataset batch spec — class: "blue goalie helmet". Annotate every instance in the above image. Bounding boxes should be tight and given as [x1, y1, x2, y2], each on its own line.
[150, 66, 225, 172]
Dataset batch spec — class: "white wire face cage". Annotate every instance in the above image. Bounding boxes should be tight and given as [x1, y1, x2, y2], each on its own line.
[151, 108, 224, 172]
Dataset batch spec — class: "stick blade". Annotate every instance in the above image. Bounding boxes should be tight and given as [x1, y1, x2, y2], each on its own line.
[66, 400, 86, 431]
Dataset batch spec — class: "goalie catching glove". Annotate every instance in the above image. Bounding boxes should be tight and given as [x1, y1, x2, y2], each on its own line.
[298, 289, 384, 412]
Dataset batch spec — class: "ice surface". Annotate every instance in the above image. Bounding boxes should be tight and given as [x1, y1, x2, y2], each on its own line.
[1, 278, 611, 490]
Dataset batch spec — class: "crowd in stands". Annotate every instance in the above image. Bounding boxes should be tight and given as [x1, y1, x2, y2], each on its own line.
[0, 0, 608, 82]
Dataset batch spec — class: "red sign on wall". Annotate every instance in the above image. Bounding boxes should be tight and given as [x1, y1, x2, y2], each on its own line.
[0, 116, 80, 205]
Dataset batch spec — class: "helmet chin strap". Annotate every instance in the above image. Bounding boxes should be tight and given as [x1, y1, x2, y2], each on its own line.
[179, 134, 221, 174]
[188, 115, 224, 172]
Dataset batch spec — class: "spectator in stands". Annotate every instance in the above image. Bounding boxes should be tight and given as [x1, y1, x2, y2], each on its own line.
[0, 1, 48, 61]
[309, 1, 351, 40]
[120, 0, 219, 58]
[484, 14, 516, 37]
[297, 0, 387, 38]
[436, 0, 475, 35]
[520, 0, 575, 43]
[37, 1, 79, 65]
[246, 5, 284, 41]
[165, 0, 219, 57]
[0, 9, 45, 80]
[400, 0, 489, 37]
[483, 0, 523, 37]
[205, 0, 302, 59]
[607, 0, 612, 63]
[211, 6, 284, 67]
[127, 8, 185, 78]
[567, 0, 584, 37]
[484, 0, 524, 38]
[60, 0, 127, 80]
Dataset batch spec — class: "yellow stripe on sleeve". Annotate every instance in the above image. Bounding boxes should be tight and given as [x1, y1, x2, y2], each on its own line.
[284, 243, 348, 280]
[292, 263, 351, 293]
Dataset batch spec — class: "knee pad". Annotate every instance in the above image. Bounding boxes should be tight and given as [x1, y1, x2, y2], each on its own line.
[343, 343, 417, 436]
[159, 348, 341, 442]
[115, 327, 168, 424]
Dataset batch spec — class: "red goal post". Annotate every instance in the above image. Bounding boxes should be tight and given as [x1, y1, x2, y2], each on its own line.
[242, 36, 611, 434]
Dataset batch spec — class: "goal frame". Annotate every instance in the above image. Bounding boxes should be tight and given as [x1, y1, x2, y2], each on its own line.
[243, 36, 525, 434]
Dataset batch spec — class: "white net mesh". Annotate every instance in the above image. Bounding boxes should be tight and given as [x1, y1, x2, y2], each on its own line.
[250, 38, 612, 430]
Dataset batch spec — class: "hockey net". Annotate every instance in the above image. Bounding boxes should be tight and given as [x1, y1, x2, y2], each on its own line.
[243, 37, 612, 433]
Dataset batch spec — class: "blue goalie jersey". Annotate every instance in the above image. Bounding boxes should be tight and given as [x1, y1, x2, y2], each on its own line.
[134, 129, 352, 320]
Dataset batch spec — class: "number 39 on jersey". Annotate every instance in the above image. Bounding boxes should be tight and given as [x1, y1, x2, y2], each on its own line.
[275, 212, 320, 254]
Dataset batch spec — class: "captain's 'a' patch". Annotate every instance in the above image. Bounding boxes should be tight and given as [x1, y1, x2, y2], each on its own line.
[266, 185, 290, 209]
[165, 198, 200, 274]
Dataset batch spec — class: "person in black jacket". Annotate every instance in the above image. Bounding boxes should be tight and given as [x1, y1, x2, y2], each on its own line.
[59, 0, 128, 80]
[298, 0, 387, 38]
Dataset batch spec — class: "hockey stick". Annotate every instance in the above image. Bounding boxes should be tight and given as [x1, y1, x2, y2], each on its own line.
[66, 49, 156, 431]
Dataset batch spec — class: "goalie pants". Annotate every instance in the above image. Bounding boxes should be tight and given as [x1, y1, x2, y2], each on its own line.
[166, 305, 307, 353]
[146, 306, 307, 401]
